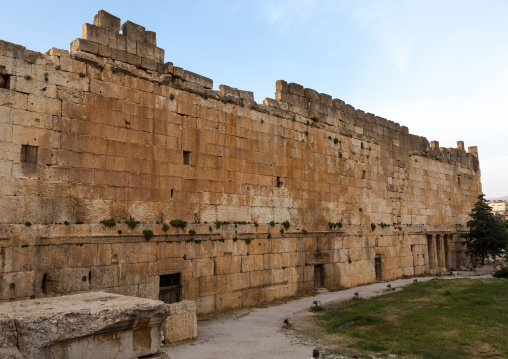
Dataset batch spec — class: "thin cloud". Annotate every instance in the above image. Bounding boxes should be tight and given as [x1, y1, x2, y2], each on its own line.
[262, 0, 335, 33]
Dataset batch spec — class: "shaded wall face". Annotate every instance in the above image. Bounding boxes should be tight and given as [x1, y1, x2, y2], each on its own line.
[0, 11, 481, 311]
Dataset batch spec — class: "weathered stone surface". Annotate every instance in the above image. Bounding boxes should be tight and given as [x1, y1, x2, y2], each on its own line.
[93, 10, 121, 33]
[70, 38, 98, 55]
[183, 70, 212, 89]
[45, 47, 69, 57]
[475, 265, 495, 275]
[0, 315, 21, 358]
[162, 300, 197, 343]
[219, 84, 239, 97]
[121, 21, 146, 43]
[71, 50, 98, 65]
[0, 292, 168, 359]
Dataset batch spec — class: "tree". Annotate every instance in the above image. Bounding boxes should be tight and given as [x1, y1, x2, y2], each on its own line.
[462, 194, 508, 265]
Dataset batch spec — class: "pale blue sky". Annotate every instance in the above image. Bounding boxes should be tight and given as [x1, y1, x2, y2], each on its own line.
[2, 0, 507, 198]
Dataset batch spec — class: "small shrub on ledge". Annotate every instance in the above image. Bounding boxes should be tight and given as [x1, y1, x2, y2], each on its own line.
[143, 230, 154, 241]
[125, 217, 140, 230]
[100, 218, 116, 227]
[170, 219, 188, 229]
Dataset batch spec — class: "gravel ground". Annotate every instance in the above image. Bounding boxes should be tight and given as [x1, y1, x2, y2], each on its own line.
[163, 275, 491, 359]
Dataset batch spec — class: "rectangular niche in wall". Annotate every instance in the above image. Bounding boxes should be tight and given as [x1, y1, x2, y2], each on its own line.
[21, 144, 38, 174]
[183, 151, 191, 165]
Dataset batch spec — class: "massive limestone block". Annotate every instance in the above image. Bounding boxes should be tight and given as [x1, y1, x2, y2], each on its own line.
[162, 301, 197, 344]
[0, 292, 168, 359]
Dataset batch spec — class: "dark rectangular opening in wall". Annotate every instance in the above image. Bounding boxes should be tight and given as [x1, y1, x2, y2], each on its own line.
[362, 170, 366, 179]
[159, 273, 182, 304]
[183, 151, 191, 165]
[276, 177, 283, 188]
[0, 74, 12, 89]
[375, 257, 382, 281]
[170, 189, 174, 198]
[314, 265, 324, 290]
[458, 176, 461, 188]
[21, 145, 38, 163]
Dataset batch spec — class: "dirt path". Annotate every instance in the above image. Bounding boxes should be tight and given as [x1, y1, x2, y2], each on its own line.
[163, 275, 490, 359]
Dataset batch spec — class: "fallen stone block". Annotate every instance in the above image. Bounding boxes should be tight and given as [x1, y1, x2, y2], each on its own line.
[0, 314, 22, 358]
[475, 266, 495, 275]
[0, 292, 168, 359]
[162, 301, 197, 344]
[456, 270, 477, 276]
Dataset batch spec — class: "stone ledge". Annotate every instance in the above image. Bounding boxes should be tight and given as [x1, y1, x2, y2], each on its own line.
[0, 292, 168, 359]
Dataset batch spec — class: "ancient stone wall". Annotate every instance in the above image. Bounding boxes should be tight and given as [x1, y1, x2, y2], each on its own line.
[0, 11, 481, 313]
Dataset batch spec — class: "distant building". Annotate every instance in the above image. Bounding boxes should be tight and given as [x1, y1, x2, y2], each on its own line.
[488, 201, 508, 214]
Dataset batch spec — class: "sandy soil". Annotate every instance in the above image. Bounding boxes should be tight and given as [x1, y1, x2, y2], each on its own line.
[162, 275, 490, 359]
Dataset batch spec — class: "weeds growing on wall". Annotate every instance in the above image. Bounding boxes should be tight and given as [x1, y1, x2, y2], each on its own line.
[125, 217, 140, 230]
[162, 223, 169, 232]
[170, 219, 188, 229]
[100, 218, 116, 227]
[143, 230, 154, 241]
[282, 221, 290, 230]
[328, 222, 343, 230]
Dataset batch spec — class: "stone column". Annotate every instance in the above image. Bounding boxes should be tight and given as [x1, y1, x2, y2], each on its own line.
[432, 235, 438, 271]
[441, 235, 447, 268]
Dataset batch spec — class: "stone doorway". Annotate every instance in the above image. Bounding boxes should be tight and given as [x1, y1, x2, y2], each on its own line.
[159, 273, 182, 304]
[375, 257, 382, 281]
[314, 265, 324, 290]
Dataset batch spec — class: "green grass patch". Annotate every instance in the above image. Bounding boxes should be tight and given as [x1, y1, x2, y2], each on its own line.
[314, 279, 508, 358]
